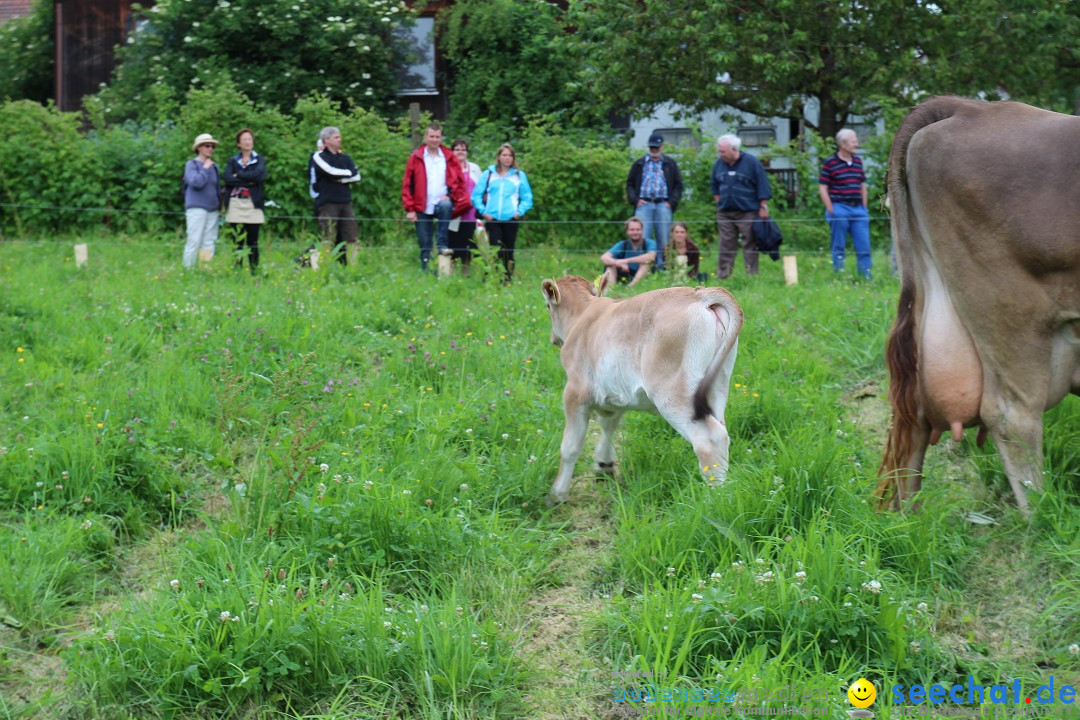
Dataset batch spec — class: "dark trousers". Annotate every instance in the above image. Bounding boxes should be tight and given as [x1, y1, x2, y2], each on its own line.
[232, 223, 260, 273]
[487, 220, 518, 280]
[317, 202, 358, 265]
[448, 221, 477, 262]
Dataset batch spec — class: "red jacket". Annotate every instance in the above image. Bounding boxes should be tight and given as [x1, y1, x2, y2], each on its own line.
[401, 145, 470, 217]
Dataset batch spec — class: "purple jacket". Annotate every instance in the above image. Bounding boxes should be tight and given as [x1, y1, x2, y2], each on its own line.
[183, 159, 221, 211]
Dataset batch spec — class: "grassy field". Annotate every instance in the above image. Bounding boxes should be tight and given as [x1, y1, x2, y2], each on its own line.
[0, 235, 1077, 720]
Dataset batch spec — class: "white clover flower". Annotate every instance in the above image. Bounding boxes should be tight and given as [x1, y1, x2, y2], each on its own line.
[710, 572, 722, 583]
[843, 601, 853, 608]
[459, 483, 469, 491]
[861, 580, 882, 594]
[809, 595, 819, 602]
[363, 480, 373, 490]
[692, 593, 703, 603]
[319, 463, 329, 474]
[909, 641, 921, 654]
[754, 571, 774, 585]
[402, 489, 412, 495]
[169, 579, 180, 590]
[81, 520, 92, 530]
[732, 560, 746, 572]
[104, 630, 115, 642]
[666, 567, 676, 577]
[384, 621, 392, 628]
[219, 611, 231, 622]
[1069, 643, 1079, 656]
[917, 602, 929, 612]
[794, 571, 807, 583]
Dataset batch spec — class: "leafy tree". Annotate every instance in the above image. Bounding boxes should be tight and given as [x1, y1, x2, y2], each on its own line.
[0, 0, 55, 104]
[439, 0, 612, 130]
[566, 0, 1080, 141]
[97, 0, 411, 121]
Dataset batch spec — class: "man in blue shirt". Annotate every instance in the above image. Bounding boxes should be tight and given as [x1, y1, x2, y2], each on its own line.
[626, 133, 683, 271]
[601, 216, 657, 287]
[710, 134, 772, 279]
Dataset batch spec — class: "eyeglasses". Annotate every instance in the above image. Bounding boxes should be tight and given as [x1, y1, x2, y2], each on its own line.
[452, 147, 467, 153]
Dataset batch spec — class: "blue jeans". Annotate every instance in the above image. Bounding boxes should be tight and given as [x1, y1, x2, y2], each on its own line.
[638, 201, 672, 269]
[827, 202, 872, 278]
[416, 199, 452, 268]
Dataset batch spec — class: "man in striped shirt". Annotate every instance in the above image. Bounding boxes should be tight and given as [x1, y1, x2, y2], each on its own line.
[818, 129, 871, 279]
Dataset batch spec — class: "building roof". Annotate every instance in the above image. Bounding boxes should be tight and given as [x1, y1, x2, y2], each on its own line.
[0, 0, 34, 24]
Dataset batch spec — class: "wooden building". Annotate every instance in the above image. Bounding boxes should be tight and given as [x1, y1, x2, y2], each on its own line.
[54, 0, 139, 111]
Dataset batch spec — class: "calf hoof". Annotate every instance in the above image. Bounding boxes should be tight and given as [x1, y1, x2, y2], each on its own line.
[594, 462, 616, 479]
[546, 492, 568, 507]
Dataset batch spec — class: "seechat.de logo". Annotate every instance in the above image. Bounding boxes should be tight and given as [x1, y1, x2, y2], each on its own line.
[891, 676, 1077, 706]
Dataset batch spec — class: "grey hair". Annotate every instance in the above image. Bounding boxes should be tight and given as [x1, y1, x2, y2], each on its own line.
[319, 126, 340, 142]
[717, 133, 741, 150]
[836, 128, 857, 144]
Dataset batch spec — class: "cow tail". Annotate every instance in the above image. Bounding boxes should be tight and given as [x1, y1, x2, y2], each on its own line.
[874, 97, 967, 508]
[693, 290, 744, 421]
[876, 281, 918, 508]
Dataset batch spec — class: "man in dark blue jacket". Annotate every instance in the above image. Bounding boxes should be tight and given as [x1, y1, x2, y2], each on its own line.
[626, 133, 683, 270]
[710, 134, 771, 279]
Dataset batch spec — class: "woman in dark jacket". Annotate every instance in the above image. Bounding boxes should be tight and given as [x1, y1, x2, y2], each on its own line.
[223, 128, 268, 273]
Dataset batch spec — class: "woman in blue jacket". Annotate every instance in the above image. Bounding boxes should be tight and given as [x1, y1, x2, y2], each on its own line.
[472, 143, 533, 283]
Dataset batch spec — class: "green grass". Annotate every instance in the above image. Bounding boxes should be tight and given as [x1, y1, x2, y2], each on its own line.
[0, 235, 1076, 719]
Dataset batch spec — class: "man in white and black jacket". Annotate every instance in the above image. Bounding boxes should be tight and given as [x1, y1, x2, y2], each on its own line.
[312, 126, 361, 265]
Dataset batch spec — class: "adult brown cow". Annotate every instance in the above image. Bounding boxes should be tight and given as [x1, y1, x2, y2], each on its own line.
[540, 275, 743, 505]
[878, 97, 1080, 515]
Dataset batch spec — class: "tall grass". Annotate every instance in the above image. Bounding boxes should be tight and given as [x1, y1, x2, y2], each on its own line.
[0, 236, 1076, 718]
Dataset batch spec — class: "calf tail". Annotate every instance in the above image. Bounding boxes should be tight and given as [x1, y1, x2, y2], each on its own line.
[693, 289, 744, 421]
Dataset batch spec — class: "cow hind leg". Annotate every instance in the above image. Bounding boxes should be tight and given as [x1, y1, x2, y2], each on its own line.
[548, 393, 590, 505]
[593, 410, 622, 477]
[981, 397, 1044, 516]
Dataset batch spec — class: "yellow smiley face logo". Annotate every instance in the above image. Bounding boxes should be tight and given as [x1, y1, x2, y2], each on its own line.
[848, 678, 876, 708]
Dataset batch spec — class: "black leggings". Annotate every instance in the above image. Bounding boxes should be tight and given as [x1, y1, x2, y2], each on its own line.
[486, 220, 518, 279]
[232, 224, 260, 272]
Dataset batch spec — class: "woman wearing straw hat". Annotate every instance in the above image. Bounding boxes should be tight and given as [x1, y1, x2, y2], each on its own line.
[182, 133, 222, 268]
[223, 128, 267, 274]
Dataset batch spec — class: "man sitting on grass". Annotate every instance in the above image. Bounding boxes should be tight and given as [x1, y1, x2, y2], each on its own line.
[601, 216, 657, 288]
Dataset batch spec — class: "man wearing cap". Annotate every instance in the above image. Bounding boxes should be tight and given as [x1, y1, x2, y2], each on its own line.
[711, 133, 771, 279]
[311, 126, 361, 265]
[182, 133, 222, 268]
[626, 133, 683, 271]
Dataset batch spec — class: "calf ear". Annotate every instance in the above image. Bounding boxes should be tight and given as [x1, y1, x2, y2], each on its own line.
[596, 273, 610, 297]
[541, 278, 560, 305]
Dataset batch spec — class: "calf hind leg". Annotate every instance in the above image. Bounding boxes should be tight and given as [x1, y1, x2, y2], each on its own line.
[593, 411, 623, 477]
[666, 412, 731, 487]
